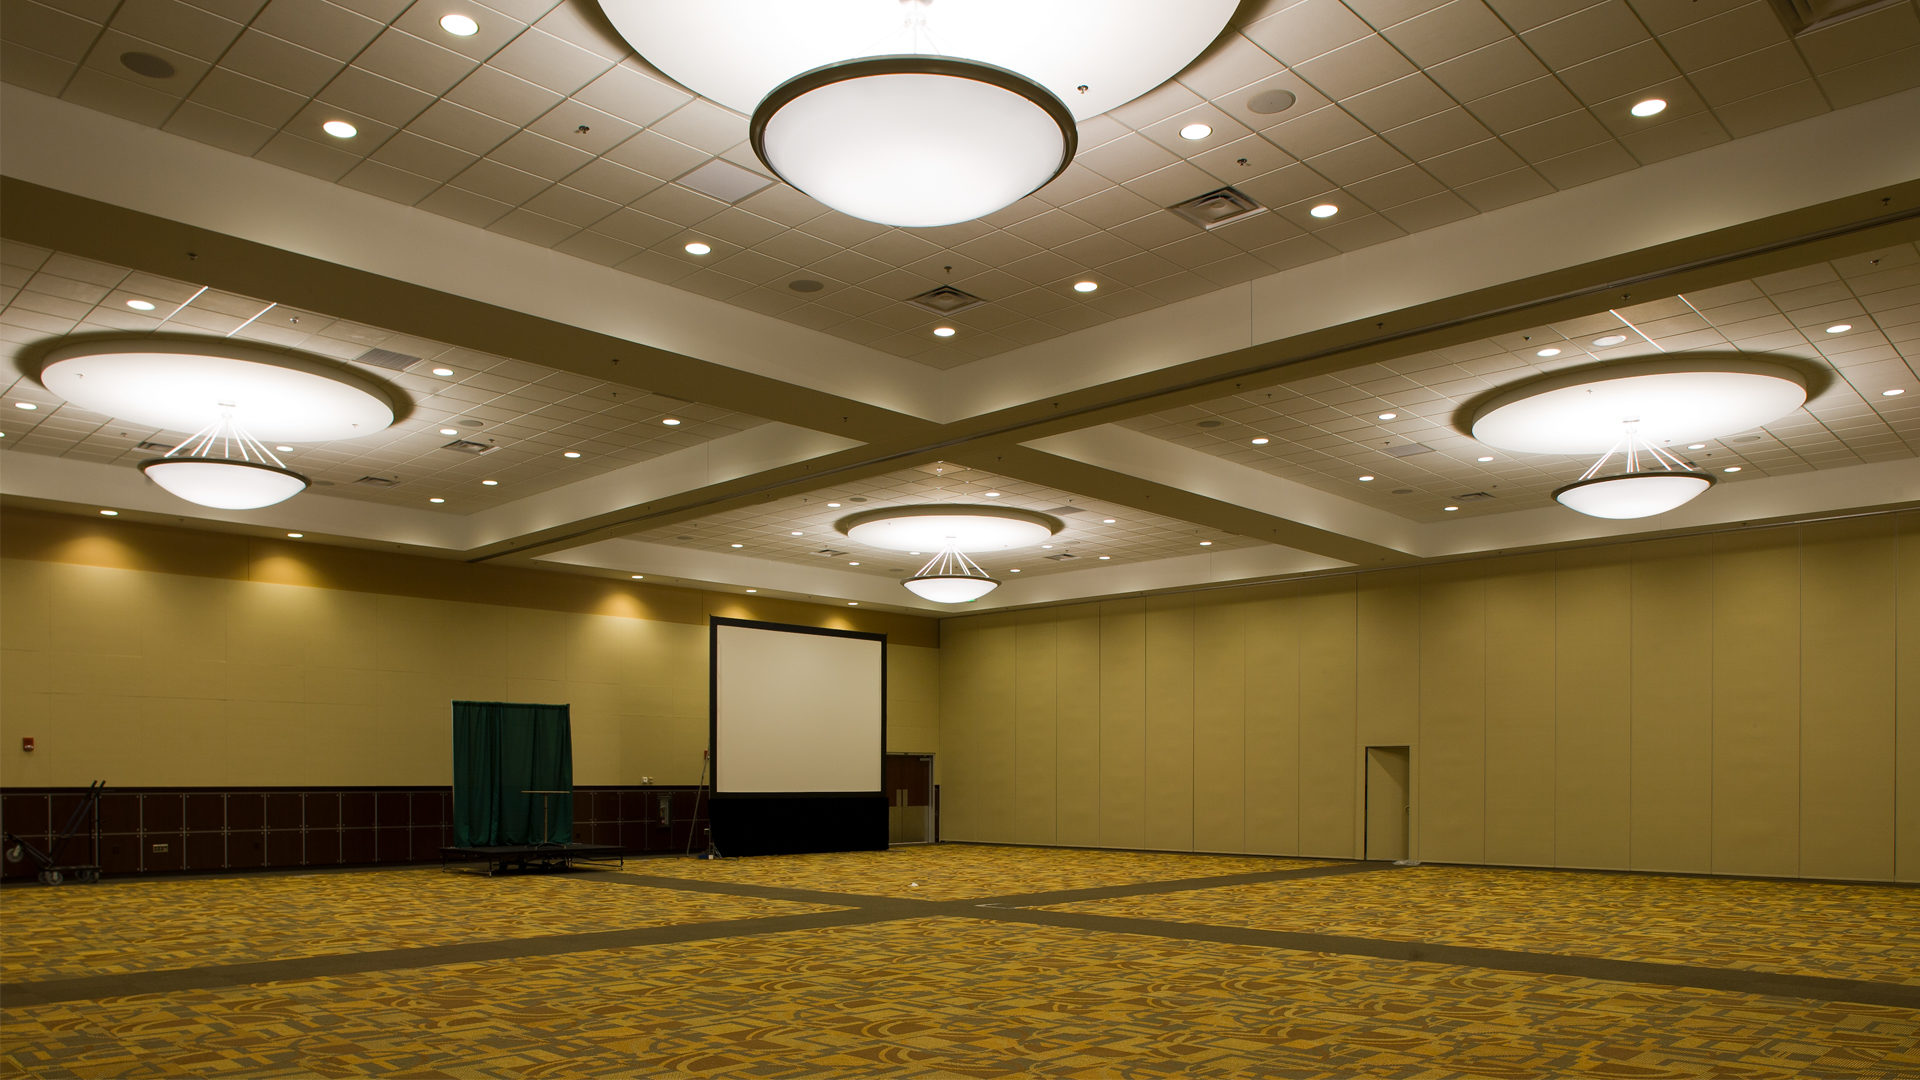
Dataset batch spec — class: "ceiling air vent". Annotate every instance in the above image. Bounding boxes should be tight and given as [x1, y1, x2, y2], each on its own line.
[1454, 492, 1495, 502]
[439, 439, 496, 455]
[354, 475, 399, 487]
[136, 440, 174, 452]
[1040, 505, 1084, 516]
[814, 548, 848, 558]
[1169, 186, 1266, 229]
[356, 348, 421, 371]
[1766, 0, 1903, 33]
[1383, 442, 1435, 458]
[907, 286, 986, 315]
[1043, 552, 1078, 561]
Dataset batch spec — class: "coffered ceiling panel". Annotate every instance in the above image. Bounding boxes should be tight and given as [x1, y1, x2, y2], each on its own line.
[1123, 241, 1920, 521]
[5, 0, 1916, 369]
[0, 241, 768, 511]
[624, 462, 1267, 582]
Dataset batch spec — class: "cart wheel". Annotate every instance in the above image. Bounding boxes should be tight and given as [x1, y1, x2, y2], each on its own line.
[77, 869, 100, 884]
[38, 869, 62, 886]
[4, 844, 21, 863]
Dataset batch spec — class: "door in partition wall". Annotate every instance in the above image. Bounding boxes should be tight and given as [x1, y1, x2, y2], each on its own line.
[885, 754, 934, 844]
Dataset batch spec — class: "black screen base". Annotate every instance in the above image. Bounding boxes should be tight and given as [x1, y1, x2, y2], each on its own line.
[710, 794, 888, 857]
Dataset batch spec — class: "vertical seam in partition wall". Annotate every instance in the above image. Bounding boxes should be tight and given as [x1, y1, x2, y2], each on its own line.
[1796, 526, 1805, 879]
[1051, 625, 1058, 845]
[1551, 556, 1559, 870]
[1626, 550, 1634, 873]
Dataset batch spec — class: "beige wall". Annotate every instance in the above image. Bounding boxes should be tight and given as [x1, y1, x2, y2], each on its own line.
[0, 511, 939, 788]
[940, 512, 1919, 884]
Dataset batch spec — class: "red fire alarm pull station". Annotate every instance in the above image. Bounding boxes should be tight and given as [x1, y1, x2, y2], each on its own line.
[22, 737, 34, 752]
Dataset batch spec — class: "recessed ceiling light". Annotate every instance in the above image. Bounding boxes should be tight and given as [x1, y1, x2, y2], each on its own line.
[1179, 122, 1212, 140]
[1358, 475, 1374, 481]
[984, 491, 1000, 497]
[1688, 443, 1706, 450]
[563, 451, 581, 458]
[1199, 540, 1212, 546]
[1536, 347, 1560, 357]
[322, 119, 358, 139]
[1098, 555, 1111, 560]
[791, 530, 803, 536]
[684, 241, 712, 255]
[1251, 437, 1269, 445]
[481, 479, 498, 486]
[1826, 323, 1852, 334]
[275, 445, 294, 452]
[1885, 388, 1907, 397]
[849, 561, 861, 566]
[1042, 544, 1053, 549]
[1073, 280, 1098, 293]
[730, 543, 744, 548]
[1630, 98, 1667, 117]
[1477, 455, 1494, 462]
[662, 418, 681, 425]
[430, 497, 445, 503]
[1009, 567, 1020, 573]
[439, 13, 479, 36]
[432, 367, 454, 377]
[1444, 505, 1459, 511]
[827, 502, 841, 507]
[1102, 519, 1115, 524]
[440, 428, 459, 435]
[99, 509, 118, 516]
[286, 532, 303, 538]
[1592, 334, 1629, 347]
[126, 299, 156, 311]
[745, 588, 757, 593]
[1723, 466, 1741, 473]
[933, 326, 956, 337]
[14, 402, 38, 410]
[847, 602, 858, 606]
[631, 574, 644, 579]
[1377, 411, 1397, 420]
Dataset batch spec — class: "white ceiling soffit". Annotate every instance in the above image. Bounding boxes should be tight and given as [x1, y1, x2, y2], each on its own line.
[6, 85, 1918, 426]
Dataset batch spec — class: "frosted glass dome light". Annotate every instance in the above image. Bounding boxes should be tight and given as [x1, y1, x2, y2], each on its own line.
[141, 457, 310, 510]
[902, 547, 1000, 603]
[1553, 471, 1713, 519]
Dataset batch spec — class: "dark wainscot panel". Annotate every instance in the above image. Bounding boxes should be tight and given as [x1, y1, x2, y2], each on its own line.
[0, 786, 708, 880]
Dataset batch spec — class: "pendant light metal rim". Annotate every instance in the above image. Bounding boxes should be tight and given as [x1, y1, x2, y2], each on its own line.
[903, 572, 1003, 588]
[1551, 466, 1720, 503]
[834, 503, 1065, 540]
[748, 55, 1078, 202]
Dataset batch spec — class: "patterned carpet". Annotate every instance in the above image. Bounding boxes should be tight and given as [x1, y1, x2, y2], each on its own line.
[1039, 865, 1920, 987]
[635, 844, 1337, 901]
[3, 846, 1917, 1079]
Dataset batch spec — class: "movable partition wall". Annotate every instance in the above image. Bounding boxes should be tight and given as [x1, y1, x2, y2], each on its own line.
[709, 618, 888, 856]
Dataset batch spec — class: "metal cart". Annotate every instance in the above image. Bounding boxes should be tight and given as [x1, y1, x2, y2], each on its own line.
[4, 780, 105, 885]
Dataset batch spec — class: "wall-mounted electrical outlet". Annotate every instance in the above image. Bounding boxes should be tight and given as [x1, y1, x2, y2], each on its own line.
[151, 842, 169, 853]
[658, 794, 671, 824]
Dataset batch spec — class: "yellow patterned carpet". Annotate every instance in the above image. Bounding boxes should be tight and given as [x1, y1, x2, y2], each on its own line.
[1040, 865, 1920, 986]
[1, 867, 840, 981]
[635, 844, 1333, 900]
[3, 846, 1917, 1079]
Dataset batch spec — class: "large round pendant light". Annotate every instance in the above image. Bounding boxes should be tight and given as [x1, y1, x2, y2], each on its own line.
[38, 338, 399, 511]
[838, 504, 1063, 604]
[1470, 357, 1806, 520]
[752, 57, 1074, 228]
[598, 0, 1238, 227]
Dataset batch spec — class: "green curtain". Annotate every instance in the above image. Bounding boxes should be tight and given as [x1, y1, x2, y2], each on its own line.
[451, 701, 573, 847]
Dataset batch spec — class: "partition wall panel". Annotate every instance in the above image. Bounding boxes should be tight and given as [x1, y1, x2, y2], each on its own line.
[1554, 550, 1634, 871]
[1053, 608, 1103, 847]
[1192, 597, 1248, 854]
[1241, 589, 1302, 856]
[1014, 621, 1059, 847]
[939, 513, 1916, 882]
[1628, 537, 1716, 873]
[1419, 569, 1486, 867]
[1711, 530, 1803, 878]
[1481, 554, 1558, 868]
[1798, 517, 1897, 882]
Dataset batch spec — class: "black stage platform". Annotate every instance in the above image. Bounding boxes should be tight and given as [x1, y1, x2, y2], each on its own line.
[440, 842, 625, 875]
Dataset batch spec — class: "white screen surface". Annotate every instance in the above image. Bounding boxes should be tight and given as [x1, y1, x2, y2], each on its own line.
[714, 623, 883, 793]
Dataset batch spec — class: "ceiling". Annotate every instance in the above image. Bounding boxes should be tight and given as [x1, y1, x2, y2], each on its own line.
[2, 0, 1918, 614]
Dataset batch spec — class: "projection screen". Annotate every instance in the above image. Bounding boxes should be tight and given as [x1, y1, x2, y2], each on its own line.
[712, 620, 884, 794]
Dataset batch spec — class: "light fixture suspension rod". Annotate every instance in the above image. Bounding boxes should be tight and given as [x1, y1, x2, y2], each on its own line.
[161, 414, 288, 468]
